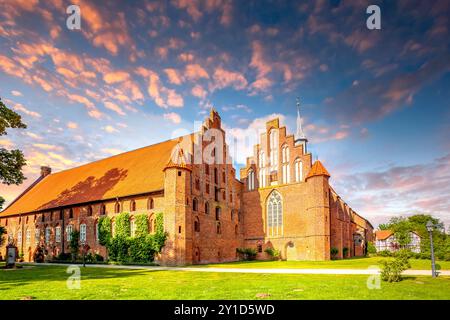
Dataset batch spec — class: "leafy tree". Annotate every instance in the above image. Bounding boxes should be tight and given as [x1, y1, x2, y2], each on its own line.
[0, 226, 6, 247]
[69, 230, 80, 261]
[0, 98, 27, 210]
[378, 223, 390, 230]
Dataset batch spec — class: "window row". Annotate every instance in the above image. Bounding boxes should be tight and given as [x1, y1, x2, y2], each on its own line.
[248, 160, 303, 190]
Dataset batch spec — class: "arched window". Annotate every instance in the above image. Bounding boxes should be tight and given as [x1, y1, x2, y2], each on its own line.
[17, 230, 22, 245]
[193, 198, 198, 212]
[55, 226, 61, 243]
[45, 226, 51, 244]
[259, 151, 265, 168]
[95, 222, 99, 242]
[294, 159, 303, 182]
[281, 145, 290, 184]
[130, 219, 136, 237]
[69, 208, 73, 219]
[267, 191, 283, 236]
[130, 200, 136, 212]
[194, 217, 200, 232]
[235, 224, 238, 235]
[247, 169, 255, 191]
[216, 222, 222, 234]
[26, 228, 31, 246]
[100, 204, 106, 215]
[115, 202, 120, 213]
[111, 221, 116, 237]
[214, 168, 218, 184]
[35, 228, 40, 242]
[80, 224, 87, 242]
[59, 210, 63, 220]
[215, 207, 221, 221]
[149, 218, 154, 233]
[269, 129, 278, 169]
[148, 198, 154, 210]
[205, 202, 210, 214]
[87, 206, 93, 216]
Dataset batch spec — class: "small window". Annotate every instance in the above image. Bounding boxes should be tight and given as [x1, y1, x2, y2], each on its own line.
[205, 164, 209, 175]
[50, 212, 53, 221]
[35, 229, 40, 241]
[80, 224, 87, 242]
[26, 229, 31, 246]
[214, 187, 219, 201]
[130, 219, 136, 237]
[257, 244, 263, 253]
[205, 202, 210, 214]
[59, 210, 63, 220]
[115, 202, 120, 214]
[95, 222, 99, 242]
[148, 198, 154, 210]
[222, 171, 226, 183]
[17, 230, 22, 245]
[215, 207, 221, 221]
[130, 200, 136, 212]
[149, 218, 154, 233]
[55, 226, 61, 243]
[193, 198, 198, 212]
[100, 204, 106, 215]
[194, 218, 200, 232]
[45, 226, 51, 244]
[178, 171, 182, 177]
[87, 206, 93, 216]
[69, 208, 73, 219]
[206, 183, 210, 194]
[66, 225, 73, 241]
[195, 179, 200, 190]
[216, 222, 221, 234]
[178, 226, 182, 234]
[41, 214, 45, 222]
[222, 190, 226, 200]
[214, 168, 218, 184]
[235, 225, 238, 235]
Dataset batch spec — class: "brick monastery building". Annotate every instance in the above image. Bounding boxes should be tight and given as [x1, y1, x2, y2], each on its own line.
[0, 107, 373, 265]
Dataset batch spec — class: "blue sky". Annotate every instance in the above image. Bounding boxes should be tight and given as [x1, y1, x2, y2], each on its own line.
[0, 0, 449, 228]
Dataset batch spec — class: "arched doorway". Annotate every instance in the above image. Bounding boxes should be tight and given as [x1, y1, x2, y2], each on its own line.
[285, 241, 296, 260]
[193, 247, 201, 264]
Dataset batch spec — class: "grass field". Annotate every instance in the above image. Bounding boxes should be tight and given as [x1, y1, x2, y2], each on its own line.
[1, 264, 449, 300]
[195, 257, 450, 270]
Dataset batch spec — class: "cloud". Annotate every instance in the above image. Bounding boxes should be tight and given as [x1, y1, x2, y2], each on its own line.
[103, 71, 130, 84]
[103, 125, 119, 133]
[67, 122, 78, 129]
[191, 85, 207, 99]
[163, 112, 182, 124]
[0, 139, 14, 148]
[11, 90, 22, 96]
[33, 143, 63, 151]
[101, 148, 123, 155]
[104, 101, 126, 116]
[211, 67, 247, 91]
[184, 63, 209, 81]
[171, 0, 202, 21]
[13, 103, 41, 118]
[164, 68, 184, 85]
[178, 52, 194, 62]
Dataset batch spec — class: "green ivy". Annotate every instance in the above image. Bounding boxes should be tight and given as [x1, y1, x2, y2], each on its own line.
[135, 214, 149, 238]
[115, 212, 131, 238]
[69, 230, 80, 261]
[98, 216, 111, 246]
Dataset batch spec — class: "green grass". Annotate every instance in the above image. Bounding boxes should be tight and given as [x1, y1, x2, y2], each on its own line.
[1, 264, 449, 300]
[194, 257, 450, 270]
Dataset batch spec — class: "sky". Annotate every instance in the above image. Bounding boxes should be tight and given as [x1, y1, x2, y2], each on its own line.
[0, 0, 449, 229]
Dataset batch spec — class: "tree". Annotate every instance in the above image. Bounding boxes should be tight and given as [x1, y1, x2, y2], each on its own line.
[0, 98, 27, 210]
[0, 226, 6, 247]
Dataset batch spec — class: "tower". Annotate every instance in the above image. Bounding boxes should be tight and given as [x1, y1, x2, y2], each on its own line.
[305, 160, 331, 260]
[161, 144, 192, 266]
[294, 97, 308, 153]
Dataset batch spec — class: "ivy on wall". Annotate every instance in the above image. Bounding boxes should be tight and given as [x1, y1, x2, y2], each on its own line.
[97, 212, 167, 264]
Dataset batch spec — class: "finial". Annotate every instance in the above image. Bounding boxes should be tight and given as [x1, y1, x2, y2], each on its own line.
[295, 97, 306, 140]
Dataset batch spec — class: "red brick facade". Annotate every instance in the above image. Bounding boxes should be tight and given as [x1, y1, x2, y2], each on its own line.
[0, 110, 373, 265]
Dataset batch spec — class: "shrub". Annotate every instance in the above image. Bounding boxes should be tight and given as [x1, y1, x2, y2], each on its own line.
[444, 253, 450, 261]
[236, 248, 257, 261]
[264, 247, 280, 260]
[330, 247, 339, 259]
[380, 251, 411, 282]
[69, 230, 80, 261]
[367, 242, 377, 255]
[342, 247, 349, 257]
[135, 214, 149, 238]
[128, 235, 156, 263]
[98, 216, 111, 246]
[378, 250, 392, 257]
[54, 252, 71, 262]
[115, 212, 131, 238]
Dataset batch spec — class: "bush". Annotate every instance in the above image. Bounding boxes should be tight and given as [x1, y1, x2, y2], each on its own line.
[367, 242, 377, 255]
[236, 248, 257, 261]
[378, 250, 392, 257]
[444, 253, 450, 261]
[342, 247, 349, 258]
[264, 247, 280, 260]
[54, 252, 71, 262]
[69, 230, 80, 261]
[380, 251, 411, 282]
[330, 247, 339, 259]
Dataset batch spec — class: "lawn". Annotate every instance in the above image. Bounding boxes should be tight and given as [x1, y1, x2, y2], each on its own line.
[1, 264, 449, 300]
[194, 257, 450, 270]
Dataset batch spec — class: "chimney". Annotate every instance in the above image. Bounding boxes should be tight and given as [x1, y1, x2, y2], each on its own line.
[40, 166, 52, 177]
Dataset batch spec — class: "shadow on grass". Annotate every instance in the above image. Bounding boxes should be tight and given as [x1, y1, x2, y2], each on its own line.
[0, 264, 165, 287]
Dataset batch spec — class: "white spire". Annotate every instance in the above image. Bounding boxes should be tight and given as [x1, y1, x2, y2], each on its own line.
[296, 97, 306, 140]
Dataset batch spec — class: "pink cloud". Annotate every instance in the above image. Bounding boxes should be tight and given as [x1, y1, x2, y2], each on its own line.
[184, 63, 209, 81]
[212, 67, 247, 91]
[103, 71, 130, 84]
[164, 68, 184, 85]
[191, 85, 207, 99]
[163, 112, 182, 124]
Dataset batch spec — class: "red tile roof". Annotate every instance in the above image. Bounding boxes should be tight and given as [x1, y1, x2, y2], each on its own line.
[375, 230, 393, 240]
[306, 160, 331, 180]
[0, 136, 190, 217]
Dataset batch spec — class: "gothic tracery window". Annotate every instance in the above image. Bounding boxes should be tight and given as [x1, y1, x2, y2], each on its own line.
[267, 191, 283, 236]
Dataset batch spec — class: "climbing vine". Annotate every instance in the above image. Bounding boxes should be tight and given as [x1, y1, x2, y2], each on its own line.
[135, 214, 149, 238]
[98, 216, 111, 246]
[115, 212, 130, 238]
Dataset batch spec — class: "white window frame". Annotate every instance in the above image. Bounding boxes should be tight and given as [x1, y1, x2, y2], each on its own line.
[80, 224, 87, 242]
[55, 226, 61, 243]
[267, 191, 283, 237]
[26, 229, 31, 246]
[17, 230, 22, 245]
[247, 169, 255, 190]
[130, 219, 136, 237]
[66, 225, 73, 241]
[35, 229, 40, 242]
[295, 159, 303, 182]
[45, 227, 51, 244]
[96, 222, 99, 242]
